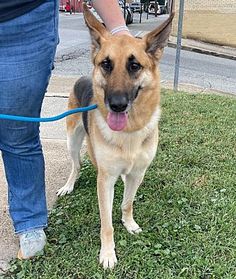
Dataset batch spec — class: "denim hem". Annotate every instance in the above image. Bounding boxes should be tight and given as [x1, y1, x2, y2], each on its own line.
[16, 224, 48, 235]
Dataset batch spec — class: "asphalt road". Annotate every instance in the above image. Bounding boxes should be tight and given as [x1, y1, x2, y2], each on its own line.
[55, 12, 236, 95]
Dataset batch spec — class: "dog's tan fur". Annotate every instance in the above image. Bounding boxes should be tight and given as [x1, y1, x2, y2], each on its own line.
[57, 2, 175, 269]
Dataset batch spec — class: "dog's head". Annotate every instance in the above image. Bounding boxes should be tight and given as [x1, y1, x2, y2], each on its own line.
[83, 2, 175, 132]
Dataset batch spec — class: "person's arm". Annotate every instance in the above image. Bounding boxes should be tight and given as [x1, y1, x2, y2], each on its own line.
[92, 0, 131, 36]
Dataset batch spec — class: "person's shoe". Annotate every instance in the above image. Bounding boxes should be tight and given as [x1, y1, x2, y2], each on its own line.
[17, 229, 46, 259]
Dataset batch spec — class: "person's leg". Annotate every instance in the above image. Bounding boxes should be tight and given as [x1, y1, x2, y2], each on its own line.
[1, 70, 50, 234]
[0, 0, 58, 245]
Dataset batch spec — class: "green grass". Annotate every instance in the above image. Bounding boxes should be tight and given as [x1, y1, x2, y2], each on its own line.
[4, 91, 236, 279]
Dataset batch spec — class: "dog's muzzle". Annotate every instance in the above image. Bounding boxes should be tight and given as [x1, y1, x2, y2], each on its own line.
[107, 94, 129, 113]
[104, 88, 141, 131]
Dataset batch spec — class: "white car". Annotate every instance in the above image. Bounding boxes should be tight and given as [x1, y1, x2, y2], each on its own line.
[130, 2, 142, 13]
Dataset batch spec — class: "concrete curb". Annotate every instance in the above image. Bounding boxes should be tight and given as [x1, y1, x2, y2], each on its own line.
[168, 38, 236, 61]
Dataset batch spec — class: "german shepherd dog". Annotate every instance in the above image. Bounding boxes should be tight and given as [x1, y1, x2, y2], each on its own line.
[57, 2, 175, 269]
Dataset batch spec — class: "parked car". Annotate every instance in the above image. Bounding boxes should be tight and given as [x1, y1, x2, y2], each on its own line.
[158, 0, 168, 14]
[145, 0, 168, 15]
[118, 1, 134, 24]
[130, 2, 142, 13]
[90, 2, 133, 26]
[147, 1, 160, 14]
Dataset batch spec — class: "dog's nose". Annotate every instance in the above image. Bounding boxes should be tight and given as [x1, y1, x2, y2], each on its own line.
[108, 95, 128, 112]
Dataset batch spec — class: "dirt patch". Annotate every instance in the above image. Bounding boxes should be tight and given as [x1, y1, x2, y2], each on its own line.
[172, 10, 236, 48]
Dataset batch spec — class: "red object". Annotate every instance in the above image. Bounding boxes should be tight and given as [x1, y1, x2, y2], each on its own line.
[59, 0, 84, 13]
[65, 2, 71, 12]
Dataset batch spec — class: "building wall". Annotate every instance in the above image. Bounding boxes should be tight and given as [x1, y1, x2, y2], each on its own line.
[175, 0, 236, 12]
[172, 0, 236, 47]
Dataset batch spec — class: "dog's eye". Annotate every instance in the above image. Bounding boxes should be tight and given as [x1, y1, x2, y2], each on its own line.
[100, 59, 113, 73]
[128, 62, 142, 73]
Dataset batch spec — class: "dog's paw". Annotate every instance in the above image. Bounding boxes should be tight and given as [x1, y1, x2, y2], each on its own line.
[122, 219, 142, 235]
[57, 184, 74, 196]
[99, 249, 117, 269]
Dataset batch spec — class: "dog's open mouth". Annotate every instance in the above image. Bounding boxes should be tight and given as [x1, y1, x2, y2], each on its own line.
[107, 111, 128, 131]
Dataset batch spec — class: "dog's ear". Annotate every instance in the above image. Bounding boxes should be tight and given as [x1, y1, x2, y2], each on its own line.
[144, 1, 175, 60]
[83, 3, 109, 53]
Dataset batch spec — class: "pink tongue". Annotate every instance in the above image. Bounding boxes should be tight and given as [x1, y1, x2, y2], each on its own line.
[107, 112, 128, 131]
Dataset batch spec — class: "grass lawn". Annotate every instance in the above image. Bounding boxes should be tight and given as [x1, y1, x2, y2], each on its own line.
[4, 91, 236, 279]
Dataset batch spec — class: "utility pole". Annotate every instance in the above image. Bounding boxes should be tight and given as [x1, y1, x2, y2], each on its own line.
[154, 0, 158, 17]
[123, 0, 127, 22]
[173, 0, 185, 91]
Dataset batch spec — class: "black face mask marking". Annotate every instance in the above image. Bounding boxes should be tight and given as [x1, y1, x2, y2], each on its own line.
[100, 57, 113, 74]
[126, 55, 142, 77]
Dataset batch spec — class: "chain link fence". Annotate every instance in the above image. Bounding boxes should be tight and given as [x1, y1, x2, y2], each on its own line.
[173, 0, 236, 47]
[175, 0, 236, 12]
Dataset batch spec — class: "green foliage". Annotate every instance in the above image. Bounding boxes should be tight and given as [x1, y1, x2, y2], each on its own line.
[4, 91, 236, 279]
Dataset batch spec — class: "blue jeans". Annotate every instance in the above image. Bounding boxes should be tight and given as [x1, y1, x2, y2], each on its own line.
[0, 0, 58, 234]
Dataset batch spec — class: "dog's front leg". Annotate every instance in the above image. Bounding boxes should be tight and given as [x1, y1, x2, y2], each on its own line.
[121, 169, 146, 234]
[97, 169, 118, 269]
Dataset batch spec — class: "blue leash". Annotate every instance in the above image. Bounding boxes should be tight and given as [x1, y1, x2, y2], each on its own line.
[0, 104, 97, 122]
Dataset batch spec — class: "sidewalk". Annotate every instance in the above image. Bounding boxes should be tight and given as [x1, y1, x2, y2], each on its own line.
[1, 19, 236, 274]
